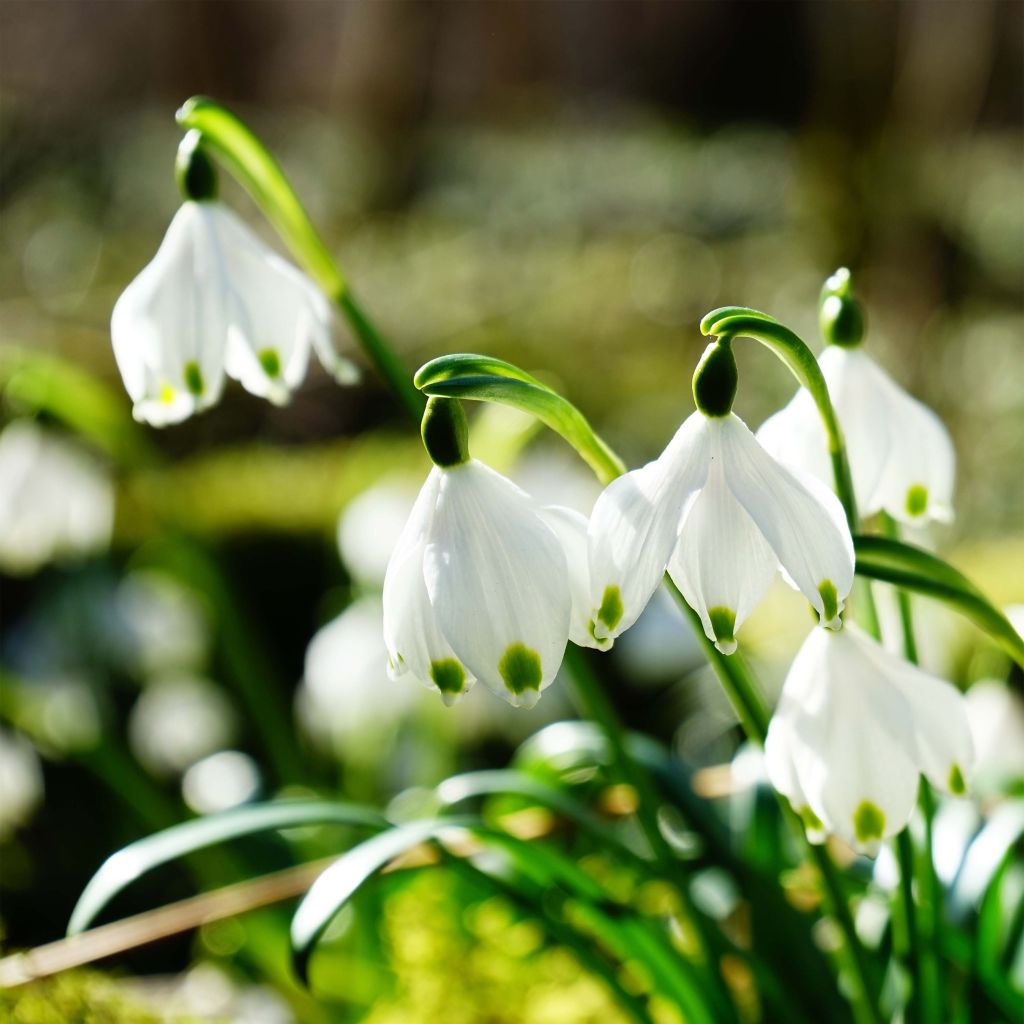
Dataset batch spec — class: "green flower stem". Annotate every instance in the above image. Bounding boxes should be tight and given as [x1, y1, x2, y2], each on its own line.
[175, 96, 424, 421]
[563, 648, 738, 1023]
[880, 514, 942, 1024]
[700, 309, 859, 528]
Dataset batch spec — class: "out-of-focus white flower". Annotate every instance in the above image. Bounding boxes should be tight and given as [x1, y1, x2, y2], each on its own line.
[181, 750, 261, 815]
[0, 420, 113, 575]
[128, 675, 236, 775]
[764, 624, 973, 855]
[16, 676, 102, 755]
[757, 346, 955, 525]
[336, 481, 417, 587]
[0, 729, 44, 838]
[298, 596, 415, 749]
[587, 408, 854, 654]
[964, 680, 1024, 788]
[111, 201, 357, 426]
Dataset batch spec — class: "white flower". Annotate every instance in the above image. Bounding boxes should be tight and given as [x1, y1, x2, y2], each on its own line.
[764, 624, 973, 855]
[111, 201, 356, 426]
[587, 410, 854, 654]
[0, 729, 44, 839]
[756, 346, 955, 525]
[0, 420, 113, 575]
[383, 460, 598, 709]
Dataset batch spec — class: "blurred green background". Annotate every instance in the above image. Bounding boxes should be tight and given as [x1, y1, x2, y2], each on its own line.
[1, 1, 1022, 1021]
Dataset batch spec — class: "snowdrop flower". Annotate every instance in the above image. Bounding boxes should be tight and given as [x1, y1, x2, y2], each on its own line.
[111, 138, 356, 426]
[588, 340, 854, 654]
[0, 729, 44, 839]
[0, 420, 114, 575]
[384, 398, 598, 708]
[757, 269, 955, 525]
[764, 624, 973, 855]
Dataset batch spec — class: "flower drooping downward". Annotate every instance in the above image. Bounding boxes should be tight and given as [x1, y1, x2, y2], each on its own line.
[587, 340, 855, 654]
[111, 134, 356, 426]
[384, 398, 600, 708]
[757, 269, 955, 525]
[764, 624, 973, 855]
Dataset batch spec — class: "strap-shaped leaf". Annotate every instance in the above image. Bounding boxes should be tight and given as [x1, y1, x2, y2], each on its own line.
[415, 353, 625, 484]
[68, 800, 387, 936]
[854, 535, 1024, 668]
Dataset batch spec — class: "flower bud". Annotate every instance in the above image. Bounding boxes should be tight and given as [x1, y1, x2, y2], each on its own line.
[692, 339, 738, 417]
[175, 129, 218, 202]
[421, 396, 469, 468]
[819, 267, 864, 348]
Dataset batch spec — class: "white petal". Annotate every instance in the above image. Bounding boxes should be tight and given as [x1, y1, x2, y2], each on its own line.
[667, 460, 777, 654]
[867, 369, 956, 524]
[861, 639, 973, 795]
[719, 414, 854, 628]
[111, 202, 229, 424]
[424, 461, 571, 707]
[587, 412, 709, 644]
[382, 468, 475, 704]
[766, 627, 920, 855]
[537, 505, 606, 650]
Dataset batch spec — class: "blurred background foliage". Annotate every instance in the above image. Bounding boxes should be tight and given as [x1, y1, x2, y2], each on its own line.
[1, 1, 1022, 1021]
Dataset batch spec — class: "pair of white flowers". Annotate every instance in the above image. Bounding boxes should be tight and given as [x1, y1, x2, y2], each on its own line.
[111, 199, 357, 426]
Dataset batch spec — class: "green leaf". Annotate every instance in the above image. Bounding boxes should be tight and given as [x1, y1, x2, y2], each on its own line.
[291, 816, 479, 983]
[853, 536, 1024, 668]
[176, 96, 345, 299]
[414, 353, 625, 484]
[68, 800, 387, 936]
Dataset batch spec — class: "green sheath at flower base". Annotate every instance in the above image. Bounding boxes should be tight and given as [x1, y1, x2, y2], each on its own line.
[692, 339, 738, 417]
[175, 129, 218, 202]
[421, 397, 469, 468]
[819, 268, 865, 348]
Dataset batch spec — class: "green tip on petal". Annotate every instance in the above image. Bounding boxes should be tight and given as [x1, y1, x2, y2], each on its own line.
[184, 361, 205, 396]
[853, 800, 886, 844]
[259, 348, 282, 379]
[948, 763, 966, 796]
[906, 484, 929, 518]
[596, 585, 624, 633]
[499, 643, 543, 700]
[818, 580, 840, 627]
[708, 606, 737, 655]
[430, 658, 467, 703]
[799, 805, 824, 833]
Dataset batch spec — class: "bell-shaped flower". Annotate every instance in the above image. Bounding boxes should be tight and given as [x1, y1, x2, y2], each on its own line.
[587, 342, 855, 654]
[112, 200, 356, 426]
[383, 399, 598, 708]
[757, 339, 954, 526]
[764, 623, 973, 855]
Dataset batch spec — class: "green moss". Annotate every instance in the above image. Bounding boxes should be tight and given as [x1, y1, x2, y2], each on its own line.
[853, 800, 885, 844]
[498, 643, 542, 696]
[906, 484, 928, 518]
[430, 658, 466, 697]
[0, 971, 164, 1023]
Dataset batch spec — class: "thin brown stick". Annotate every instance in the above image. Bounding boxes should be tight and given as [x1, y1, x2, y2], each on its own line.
[0, 857, 336, 989]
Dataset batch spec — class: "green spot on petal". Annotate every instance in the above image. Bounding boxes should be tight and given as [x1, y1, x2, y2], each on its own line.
[184, 361, 204, 396]
[499, 643, 542, 696]
[853, 800, 886, 844]
[906, 484, 928, 518]
[948, 763, 966, 796]
[799, 805, 823, 832]
[708, 606, 737, 654]
[430, 658, 466, 697]
[597, 585, 623, 632]
[818, 580, 839, 624]
[259, 348, 282, 379]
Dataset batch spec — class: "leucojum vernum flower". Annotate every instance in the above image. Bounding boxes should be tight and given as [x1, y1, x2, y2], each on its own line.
[97, 103, 1016, 1024]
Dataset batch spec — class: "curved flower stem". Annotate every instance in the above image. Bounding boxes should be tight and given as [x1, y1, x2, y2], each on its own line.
[175, 96, 424, 421]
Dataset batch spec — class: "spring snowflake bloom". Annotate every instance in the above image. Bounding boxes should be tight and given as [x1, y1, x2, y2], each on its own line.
[111, 200, 357, 426]
[587, 342, 854, 654]
[764, 624, 973, 855]
[383, 399, 598, 708]
[757, 272, 955, 525]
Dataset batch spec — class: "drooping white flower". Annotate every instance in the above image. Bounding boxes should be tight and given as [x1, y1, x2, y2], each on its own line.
[0, 729, 44, 839]
[383, 399, 598, 708]
[587, 345, 854, 655]
[757, 345, 955, 526]
[111, 201, 356, 426]
[0, 420, 114, 575]
[764, 624, 973, 855]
